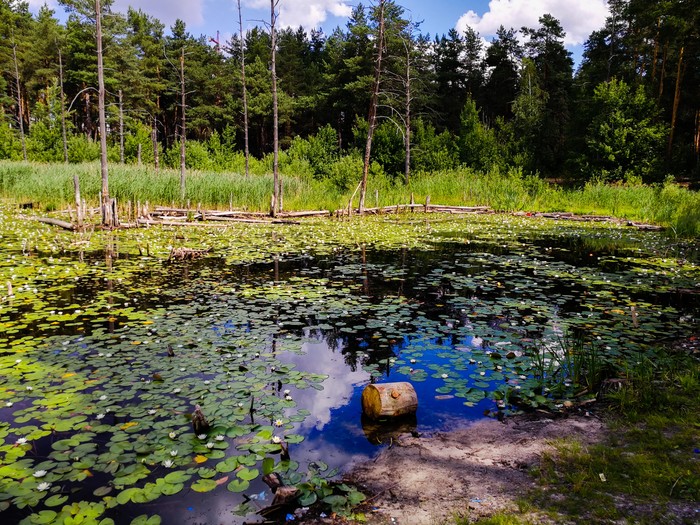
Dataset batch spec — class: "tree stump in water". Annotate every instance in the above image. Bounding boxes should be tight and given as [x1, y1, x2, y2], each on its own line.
[362, 382, 418, 420]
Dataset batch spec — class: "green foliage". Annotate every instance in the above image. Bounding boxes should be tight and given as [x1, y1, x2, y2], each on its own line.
[585, 79, 668, 183]
[67, 135, 100, 163]
[457, 98, 501, 171]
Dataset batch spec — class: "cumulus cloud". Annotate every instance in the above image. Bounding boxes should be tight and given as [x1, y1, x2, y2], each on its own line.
[112, 0, 205, 29]
[245, 0, 352, 30]
[456, 0, 609, 46]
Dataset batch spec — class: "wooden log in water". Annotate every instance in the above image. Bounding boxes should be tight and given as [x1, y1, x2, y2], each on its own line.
[362, 382, 418, 420]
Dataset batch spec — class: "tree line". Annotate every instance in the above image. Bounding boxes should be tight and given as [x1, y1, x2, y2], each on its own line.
[0, 0, 698, 186]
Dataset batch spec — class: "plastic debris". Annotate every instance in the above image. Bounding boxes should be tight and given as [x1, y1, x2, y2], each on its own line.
[599, 473, 607, 482]
[285, 513, 295, 521]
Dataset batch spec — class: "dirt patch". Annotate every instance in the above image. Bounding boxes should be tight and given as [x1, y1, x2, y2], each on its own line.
[345, 412, 606, 525]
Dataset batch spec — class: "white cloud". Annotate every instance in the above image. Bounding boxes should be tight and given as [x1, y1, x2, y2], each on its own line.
[456, 0, 609, 46]
[245, 0, 352, 30]
[112, 0, 205, 29]
[27, 0, 58, 11]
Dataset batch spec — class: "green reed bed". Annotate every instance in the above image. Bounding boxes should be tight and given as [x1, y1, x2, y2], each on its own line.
[1, 161, 698, 236]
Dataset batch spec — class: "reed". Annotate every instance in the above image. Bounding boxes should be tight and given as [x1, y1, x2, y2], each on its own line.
[1, 161, 698, 236]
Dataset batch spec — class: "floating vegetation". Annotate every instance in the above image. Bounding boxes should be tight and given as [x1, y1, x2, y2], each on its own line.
[0, 203, 698, 523]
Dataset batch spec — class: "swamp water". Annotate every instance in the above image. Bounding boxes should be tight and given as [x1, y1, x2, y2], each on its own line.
[0, 210, 698, 524]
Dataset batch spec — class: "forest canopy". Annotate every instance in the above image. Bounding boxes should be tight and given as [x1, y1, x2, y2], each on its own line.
[0, 0, 698, 185]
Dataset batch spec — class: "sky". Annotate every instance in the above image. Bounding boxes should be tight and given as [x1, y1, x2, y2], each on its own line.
[29, 0, 611, 65]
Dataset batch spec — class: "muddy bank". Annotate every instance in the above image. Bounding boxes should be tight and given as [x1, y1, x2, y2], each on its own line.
[346, 413, 606, 525]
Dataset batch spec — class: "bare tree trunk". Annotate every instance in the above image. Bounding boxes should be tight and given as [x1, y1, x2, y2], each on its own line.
[667, 46, 684, 160]
[270, 0, 281, 216]
[11, 36, 27, 162]
[404, 39, 411, 186]
[118, 89, 124, 163]
[58, 46, 69, 163]
[359, 0, 386, 213]
[179, 46, 186, 200]
[96, 0, 114, 227]
[152, 116, 159, 172]
[237, 0, 250, 179]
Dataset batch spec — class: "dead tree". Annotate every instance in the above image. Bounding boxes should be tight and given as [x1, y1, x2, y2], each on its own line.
[96, 0, 116, 227]
[270, 0, 282, 216]
[118, 89, 124, 163]
[11, 33, 27, 162]
[359, 0, 386, 213]
[179, 46, 187, 200]
[58, 45, 69, 164]
[237, 0, 251, 179]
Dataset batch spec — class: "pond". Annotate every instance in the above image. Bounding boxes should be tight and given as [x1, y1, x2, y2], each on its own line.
[1, 208, 698, 524]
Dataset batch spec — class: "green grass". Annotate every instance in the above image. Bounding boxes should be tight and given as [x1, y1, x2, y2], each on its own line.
[1, 161, 699, 236]
[527, 352, 698, 523]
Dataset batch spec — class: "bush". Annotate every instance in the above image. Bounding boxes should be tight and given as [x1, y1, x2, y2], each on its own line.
[67, 135, 100, 163]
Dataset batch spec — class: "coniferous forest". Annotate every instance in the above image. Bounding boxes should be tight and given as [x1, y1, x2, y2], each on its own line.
[0, 0, 698, 186]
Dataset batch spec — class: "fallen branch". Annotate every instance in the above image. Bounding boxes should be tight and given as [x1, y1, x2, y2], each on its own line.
[24, 216, 76, 231]
[168, 247, 211, 261]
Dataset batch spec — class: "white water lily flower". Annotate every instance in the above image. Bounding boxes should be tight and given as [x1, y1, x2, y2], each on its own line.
[96, 413, 105, 420]
[197, 434, 207, 440]
[26, 386, 33, 391]
[99, 395, 107, 401]
[410, 359, 416, 364]
[5, 402, 13, 407]
[163, 459, 174, 468]
[206, 442, 215, 449]
[284, 395, 292, 401]
[283, 389, 291, 395]
[271, 436, 282, 444]
[16, 437, 27, 445]
[168, 432, 177, 439]
[33, 470, 47, 478]
[274, 420, 284, 427]
[441, 373, 448, 379]
[36, 482, 51, 491]
[172, 388, 181, 394]
[148, 409, 157, 415]
[170, 450, 178, 457]
[215, 435, 224, 441]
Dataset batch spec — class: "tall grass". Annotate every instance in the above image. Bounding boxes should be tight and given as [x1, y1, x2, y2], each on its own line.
[1, 161, 698, 236]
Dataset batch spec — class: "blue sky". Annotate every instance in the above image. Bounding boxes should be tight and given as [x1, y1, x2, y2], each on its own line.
[32, 0, 610, 65]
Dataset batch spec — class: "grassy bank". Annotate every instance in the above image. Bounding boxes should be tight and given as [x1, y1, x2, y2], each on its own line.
[462, 349, 700, 525]
[1, 161, 699, 236]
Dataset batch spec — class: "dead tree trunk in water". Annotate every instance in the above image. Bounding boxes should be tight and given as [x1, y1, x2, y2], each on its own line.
[96, 0, 116, 227]
[237, 0, 251, 179]
[359, 0, 386, 213]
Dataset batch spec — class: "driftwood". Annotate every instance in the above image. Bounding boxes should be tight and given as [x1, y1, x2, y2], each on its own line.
[169, 247, 211, 261]
[24, 216, 76, 231]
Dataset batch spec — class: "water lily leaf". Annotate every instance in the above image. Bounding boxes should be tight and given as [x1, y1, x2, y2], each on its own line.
[93, 486, 113, 497]
[44, 494, 68, 507]
[191, 479, 218, 493]
[236, 467, 259, 481]
[26, 510, 58, 524]
[227, 479, 249, 493]
[130, 515, 161, 525]
[163, 471, 191, 484]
